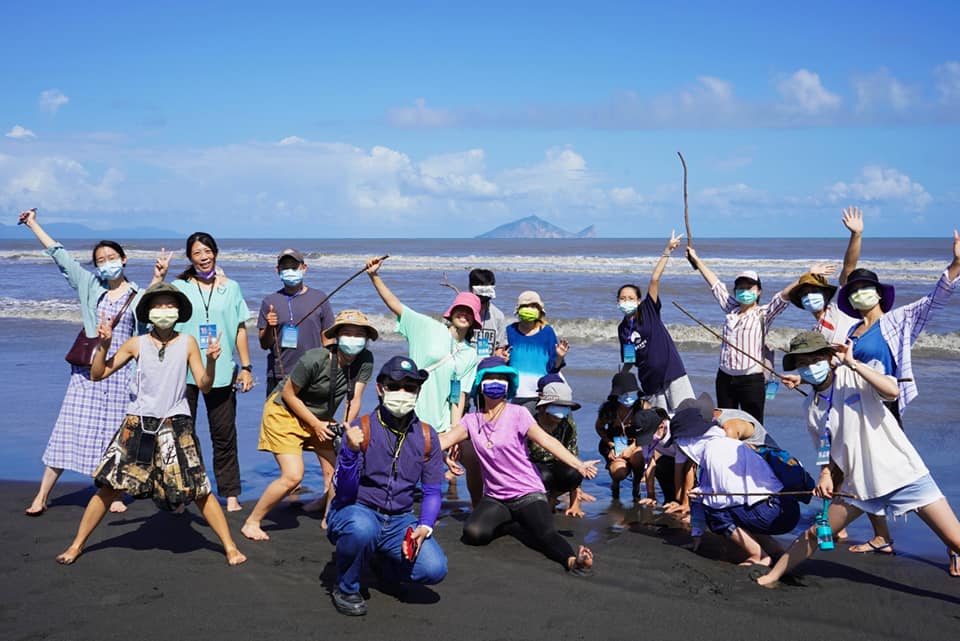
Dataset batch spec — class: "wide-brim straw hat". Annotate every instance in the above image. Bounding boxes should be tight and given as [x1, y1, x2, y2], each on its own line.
[789, 272, 838, 309]
[323, 309, 379, 340]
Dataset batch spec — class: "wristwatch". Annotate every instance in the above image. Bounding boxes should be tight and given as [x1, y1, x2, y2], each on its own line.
[240, 364, 253, 372]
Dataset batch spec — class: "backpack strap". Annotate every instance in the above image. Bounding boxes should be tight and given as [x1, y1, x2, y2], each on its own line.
[420, 422, 432, 460]
[360, 415, 371, 453]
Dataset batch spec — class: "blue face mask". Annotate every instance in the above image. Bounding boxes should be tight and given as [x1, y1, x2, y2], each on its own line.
[735, 289, 758, 305]
[97, 259, 124, 281]
[280, 268, 304, 288]
[617, 301, 638, 315]
[618, 393, 638, 407]
[801, 292, 825, 312]
[481, 380, 508, 400]
[797, 360, 831, 385]
[338, 335, 366, 356]
[546, 405, 571, 420]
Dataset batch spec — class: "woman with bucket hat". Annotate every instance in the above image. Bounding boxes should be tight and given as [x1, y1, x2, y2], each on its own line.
[242, 310, 377, 541]
[441, 357, 600, 574]
[55, 283, 246, 566]
[503, 290, 569, 412]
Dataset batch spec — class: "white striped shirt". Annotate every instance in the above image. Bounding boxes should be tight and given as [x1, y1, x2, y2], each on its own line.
[711, 281, 788, 376]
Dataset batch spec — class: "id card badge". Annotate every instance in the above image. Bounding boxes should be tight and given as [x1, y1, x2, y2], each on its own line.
[448, 378, 461, 404]
[280, 324, 299, 349]
[622, 344, 636, 364]
[816, 428, 832, 467]
[612, 435, 629, 456]
[198, 324, 218, 349]
[765, 379, 780, 400]
[476, 335, 492, 358]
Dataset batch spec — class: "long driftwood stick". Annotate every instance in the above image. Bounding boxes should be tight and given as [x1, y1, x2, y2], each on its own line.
[678, 152, 697, 270]
[294, 255, 390, 327]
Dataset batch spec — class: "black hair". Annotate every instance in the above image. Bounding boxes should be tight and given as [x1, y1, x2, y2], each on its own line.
[91, 240, 126, 265]
[177, 232, 219, 280]
[617, 284, 642, 300]
[653, 407, 669, 422]
[469, 268, 496, 287]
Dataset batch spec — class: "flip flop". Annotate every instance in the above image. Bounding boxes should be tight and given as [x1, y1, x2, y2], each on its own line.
[949, 551, 960, 578]
[849, 540, 895, 555]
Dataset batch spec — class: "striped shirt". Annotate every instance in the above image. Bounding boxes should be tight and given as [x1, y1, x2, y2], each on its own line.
[711, 281, 788, 376]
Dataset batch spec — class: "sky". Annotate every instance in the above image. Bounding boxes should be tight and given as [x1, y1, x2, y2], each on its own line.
[1, 1, 958, 238]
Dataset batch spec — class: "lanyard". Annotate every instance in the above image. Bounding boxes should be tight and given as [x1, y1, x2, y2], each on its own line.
[285, 289, 303, 323]
[195, 281, 216, 322]
[377, 409, 410, 477]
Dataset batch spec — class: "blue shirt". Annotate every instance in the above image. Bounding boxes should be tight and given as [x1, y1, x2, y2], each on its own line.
[505, 322, 560, 398]
[617, 295, 687, 394]
[849, 322, 896, 376]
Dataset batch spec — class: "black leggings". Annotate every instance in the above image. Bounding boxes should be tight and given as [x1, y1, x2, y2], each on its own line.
[654, 455, 677, 503]
[462, 493, 574, 567]
[715, 370, 766, 423]
[535, 461, 582, 495]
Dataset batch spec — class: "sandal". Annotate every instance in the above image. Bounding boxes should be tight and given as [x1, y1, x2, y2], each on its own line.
[849, 540, 895, 555]
[569, 546, 594, 577]
[950, 550, 960, 578]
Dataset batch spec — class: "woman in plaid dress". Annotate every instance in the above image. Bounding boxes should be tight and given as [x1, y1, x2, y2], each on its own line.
[19, 209, 167, 516]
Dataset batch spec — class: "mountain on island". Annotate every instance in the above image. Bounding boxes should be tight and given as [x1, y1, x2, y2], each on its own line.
[476, 215, 596, 239]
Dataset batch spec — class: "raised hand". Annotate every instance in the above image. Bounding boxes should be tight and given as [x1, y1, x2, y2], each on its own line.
[841, 206, 864, 235]
[809, 263, 838, 277]
[365, 256, 384, 275]
[205, 334, 221, 361]
[265, 304, 278, 327]
[153, 248, 172, 280]
[97, 311, 114, 345]
[556, 338, 569, 359]
[18, 208, 38, 225]
[953, 230, 960, 263]
[664, 229, 683, 253]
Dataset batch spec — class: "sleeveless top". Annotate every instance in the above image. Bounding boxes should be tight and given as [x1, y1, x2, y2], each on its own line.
[127, 334, 191, 418]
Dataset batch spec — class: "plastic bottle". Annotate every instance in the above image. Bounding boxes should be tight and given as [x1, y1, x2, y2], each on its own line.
[816, 499, 834, 551]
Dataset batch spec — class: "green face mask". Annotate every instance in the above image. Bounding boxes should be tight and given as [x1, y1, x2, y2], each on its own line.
[517, 307, 540, 322]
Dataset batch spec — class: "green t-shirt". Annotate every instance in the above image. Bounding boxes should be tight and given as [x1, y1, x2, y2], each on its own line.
[274, 346, 373, 420]
[173, 277, 251, 388]
[528, 416, 579, 463]
[397, 305, 478, 432]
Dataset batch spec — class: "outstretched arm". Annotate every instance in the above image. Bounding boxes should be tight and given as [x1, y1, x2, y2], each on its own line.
[948, 230, 960, 282]
[648, 230, 683, 303]
[366, 256, 404, 318]
[526, 423, 599, 479]
[685, 246, 719, 288]
[18, 209, 57, 248]
[839, 207, 864, 286]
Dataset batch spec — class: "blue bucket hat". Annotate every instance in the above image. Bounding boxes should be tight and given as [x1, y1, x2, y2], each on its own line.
[472, 356, 519, 400]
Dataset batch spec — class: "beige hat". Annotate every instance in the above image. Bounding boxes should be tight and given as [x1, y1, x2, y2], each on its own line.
[322, 309, 379, 341]
[516, 290, 545, 312]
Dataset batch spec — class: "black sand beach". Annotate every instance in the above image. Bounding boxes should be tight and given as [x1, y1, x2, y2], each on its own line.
[3, 481, 958, 641]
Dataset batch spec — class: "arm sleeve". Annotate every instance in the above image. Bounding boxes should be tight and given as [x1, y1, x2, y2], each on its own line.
[888, 269, 958, 345]
[331, 444, 361, 509]
[45, 243, 94, 292]
[419, 429, 445, 527]
[711, 280, 738, 313]
[764, 292, 790, 324]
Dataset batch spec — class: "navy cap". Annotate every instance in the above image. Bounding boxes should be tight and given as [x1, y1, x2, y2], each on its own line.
[376, 356, 429, 384]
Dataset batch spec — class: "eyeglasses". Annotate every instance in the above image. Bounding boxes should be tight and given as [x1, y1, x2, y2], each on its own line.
[383, 382, 421, 393]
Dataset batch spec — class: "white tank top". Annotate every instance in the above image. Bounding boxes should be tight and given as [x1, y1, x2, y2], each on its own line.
[127, 334, 191, 418]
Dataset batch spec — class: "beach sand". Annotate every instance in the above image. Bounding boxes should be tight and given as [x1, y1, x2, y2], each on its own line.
[3, 481, 958, 641]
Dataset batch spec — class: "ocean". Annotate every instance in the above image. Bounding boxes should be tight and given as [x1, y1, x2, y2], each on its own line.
[2, 236, 958, 564]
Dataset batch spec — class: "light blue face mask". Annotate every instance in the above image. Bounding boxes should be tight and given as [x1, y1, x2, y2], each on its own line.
[617, 301, 638, 315]
[280, 268, 304, 288]
[797, 360, 831, 385]
[338, 335, 366, 356]
[801, 292, 825, 312]
[618, 393, 638, 407]
[97, 259, 124, 281]
[546, 405, 572, 420]
[735, 289, 758, 305]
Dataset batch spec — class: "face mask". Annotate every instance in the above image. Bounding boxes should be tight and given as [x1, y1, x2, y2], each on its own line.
[546, 405, 571, 420]
[196, 267, 216, 280]
[797, 360, 831, 385]
[618, 393, 638, 407]
[279, 268, 304, 288]
[618, 301, 638, 315]
[481, 380, 508, 400]
[517, 307, 540, 322]
[801, 292, 825, 312]
[735, 289, 758, 305]
[338, 335, 366, 356]
[148, 308, 179, 330]
[97, 259, 124, 281]
[382, 390, 418, 417]
[849, 287, 881, 311]
[472, 285, 496, 299]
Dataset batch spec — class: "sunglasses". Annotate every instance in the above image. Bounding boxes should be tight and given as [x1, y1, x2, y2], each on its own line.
[383, 382, 421, 393]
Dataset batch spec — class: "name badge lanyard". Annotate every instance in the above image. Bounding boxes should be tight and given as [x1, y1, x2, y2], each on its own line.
[816, 385, 835, 467]
[196, 281, 220, 349]
[196, 281, 217, 323]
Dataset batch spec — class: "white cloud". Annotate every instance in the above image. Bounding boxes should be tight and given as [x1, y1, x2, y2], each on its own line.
[386, 98, 457, 128]
[278, 135, 307, 145]
[39, 89, 69, 114]
[776, 69, 841, 114]
[828, 166, 931, 212]
[935, 61, 960, 104]
[5, 125, 37, 140]
[852, 68, 914, 113]
[0, 155, 124, 212]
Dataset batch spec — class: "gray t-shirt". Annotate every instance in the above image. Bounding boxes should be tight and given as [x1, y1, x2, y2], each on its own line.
[274, 346, 373, 420]
[716, 408, 779, 448]
[258, 287, 335, 380]
[472, 302, 507, 358]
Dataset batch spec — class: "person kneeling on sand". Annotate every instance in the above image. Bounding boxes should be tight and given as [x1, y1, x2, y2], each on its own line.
[755, 332, 960, 586]
[56, 283, 246, 566]
[326, 356, 447, 616]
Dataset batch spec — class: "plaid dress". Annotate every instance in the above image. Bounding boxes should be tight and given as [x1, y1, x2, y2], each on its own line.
[42, 293, 136, 474]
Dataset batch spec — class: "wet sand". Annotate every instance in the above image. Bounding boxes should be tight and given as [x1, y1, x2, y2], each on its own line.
[2, 480, 958, 641]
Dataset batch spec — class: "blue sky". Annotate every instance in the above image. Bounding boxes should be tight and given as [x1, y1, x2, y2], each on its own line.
[2, 1, 958, 237]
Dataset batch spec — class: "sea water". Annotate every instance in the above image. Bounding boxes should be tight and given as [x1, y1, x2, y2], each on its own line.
[2, 237, 958, 565]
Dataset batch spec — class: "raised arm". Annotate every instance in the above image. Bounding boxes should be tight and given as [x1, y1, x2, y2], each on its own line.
[365, 256, 404, 318]
[839, 206, 863, 286]
[948, 230, 960, 282]
[18, 209, 56, 248]
[685, 246, 719, 288]
[648, 230, 682, 302]
[90, 313, 138, 381]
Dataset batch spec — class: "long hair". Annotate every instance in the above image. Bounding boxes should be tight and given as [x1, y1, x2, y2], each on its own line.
[177, 232, 219, 280]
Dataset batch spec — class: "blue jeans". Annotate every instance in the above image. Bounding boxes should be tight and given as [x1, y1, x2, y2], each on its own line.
[327, 503, 447, 595]
[704, 496, 800, 537]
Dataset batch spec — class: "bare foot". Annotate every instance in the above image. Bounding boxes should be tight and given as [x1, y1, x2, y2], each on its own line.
[949, 549, 959, 577]
[320, 518, 328, 530]
[568, 545, 594, 575]
[24, 501, 47, 516]
[754, 571, 777, 588]
[226, 497, 242, 512]
[56, 545, 83, 565]
[241, 521, 270, 541]
[225, 548, 247, 566]
[738, 556, 772, 567]
[109, 500, 127, 513]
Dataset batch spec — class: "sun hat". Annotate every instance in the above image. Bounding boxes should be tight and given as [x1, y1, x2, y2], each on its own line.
[516, 290, 545, 312]
[667, 407, 715, 444]
[472, 356, 519, 399]
[675, 392, 717, 423]
[322, 309, 379, 341]
[376, 355, 429, 384]
[443, 292, 483, 328]
[536, 380, 581, 410]
[135, 282, 193, 324]
[836, 268, 895, 317]
[789, 272, 838, 309]
[608, 372, 640, 400]
[277, 248, 305, 265]
[632, 409, 666, 447]
[782, 331, 836, 371]
[734, 270, 762, 289]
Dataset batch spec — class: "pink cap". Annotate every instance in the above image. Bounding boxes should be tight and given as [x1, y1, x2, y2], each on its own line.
[444, 292, 483, 328]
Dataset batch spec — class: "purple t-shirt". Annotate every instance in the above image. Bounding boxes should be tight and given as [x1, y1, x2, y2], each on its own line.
[617, 295, 686, 395]
[258, 287, 334, 380]
[461, 403, 545, 500]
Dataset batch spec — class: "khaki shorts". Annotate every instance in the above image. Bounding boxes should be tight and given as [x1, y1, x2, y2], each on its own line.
[258, 392, 332, 455]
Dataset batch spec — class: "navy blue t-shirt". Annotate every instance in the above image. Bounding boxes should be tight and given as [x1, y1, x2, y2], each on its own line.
[617, 295, 687, 394]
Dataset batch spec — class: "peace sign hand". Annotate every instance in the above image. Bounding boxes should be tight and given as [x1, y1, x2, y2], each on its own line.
[154, 248, 172, 280]
[97, 312, 113, 346]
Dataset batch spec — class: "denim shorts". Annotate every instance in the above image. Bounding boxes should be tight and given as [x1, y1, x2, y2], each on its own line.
[845, 474, 944, 517]
[704, 495, 801, 537]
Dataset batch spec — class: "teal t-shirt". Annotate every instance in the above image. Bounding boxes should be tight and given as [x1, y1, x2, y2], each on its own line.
[173, 277, 251, 388]
[397, 305, 478, 432]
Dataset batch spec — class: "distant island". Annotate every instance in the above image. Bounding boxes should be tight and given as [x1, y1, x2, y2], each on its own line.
[0, 221, 180, 240]
[476, 215, 596, 239]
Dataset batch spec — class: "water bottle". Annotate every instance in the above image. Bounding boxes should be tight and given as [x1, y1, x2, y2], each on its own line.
[765, 379, 780, 400]
[816, 499, 834, 551]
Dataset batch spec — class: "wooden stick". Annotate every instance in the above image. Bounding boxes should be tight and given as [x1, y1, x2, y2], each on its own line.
[690, 490, 856, 499]
[439, 272, 460, 294]
[293, 255, 389, 328]
[678, 152, 697, 270]
[672, 300, 808, 397]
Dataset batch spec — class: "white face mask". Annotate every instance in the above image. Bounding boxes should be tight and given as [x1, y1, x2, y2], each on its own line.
[338, 335, 366, 356]
[849, 287, 881, 311]
[618, 301, 638, 315]
[382, 390, 418, 417]
[472, 285, 496, 299]
[148, 308, 179, 330]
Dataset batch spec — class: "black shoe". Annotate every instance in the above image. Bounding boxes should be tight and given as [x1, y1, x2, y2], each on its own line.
[332, 588, 367, 616]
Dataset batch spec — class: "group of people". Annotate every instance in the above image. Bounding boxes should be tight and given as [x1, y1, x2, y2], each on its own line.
[17, 202, 960, 614]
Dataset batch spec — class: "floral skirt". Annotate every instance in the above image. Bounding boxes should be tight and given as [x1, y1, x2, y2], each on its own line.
[94, 414, 212, 511]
